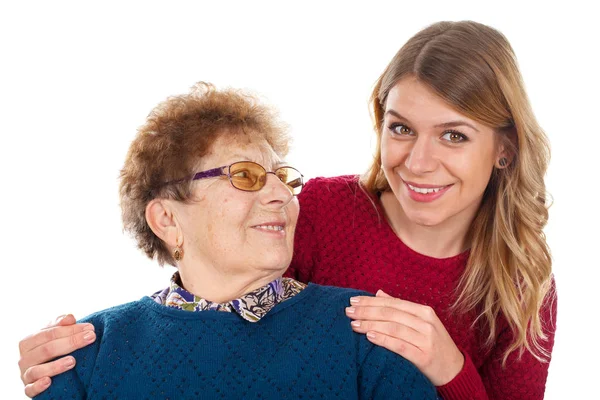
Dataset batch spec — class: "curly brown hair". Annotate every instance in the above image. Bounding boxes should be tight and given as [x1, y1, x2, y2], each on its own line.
[119, 82, 289, 266]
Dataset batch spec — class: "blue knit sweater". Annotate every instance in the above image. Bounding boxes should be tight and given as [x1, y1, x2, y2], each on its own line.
[36, 284, 438, 399]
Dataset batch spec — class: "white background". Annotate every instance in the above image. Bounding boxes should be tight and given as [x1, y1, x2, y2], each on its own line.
[1, 1, 598, 398]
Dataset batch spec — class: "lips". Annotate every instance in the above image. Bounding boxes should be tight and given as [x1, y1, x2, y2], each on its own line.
[405, 182, 451, 194]
[251, 222, 286, 232]
[402, 180, 453, 203]
[253, 224, 284, 231]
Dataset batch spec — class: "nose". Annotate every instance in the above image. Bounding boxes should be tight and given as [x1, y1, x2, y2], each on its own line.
[259, 173, 294, 207]
[404, 136, 438, 175]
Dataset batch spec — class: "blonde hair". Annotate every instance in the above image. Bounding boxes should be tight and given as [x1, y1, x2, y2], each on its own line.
[120, 82, 289, 266]
[362, 21, 554, 363]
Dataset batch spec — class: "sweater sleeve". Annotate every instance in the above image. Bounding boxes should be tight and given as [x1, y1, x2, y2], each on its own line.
[437, 281, 558, 400]
[285, 177, 320, 283]
[33, 368, 86, 400]
[358, 343, 439, 400]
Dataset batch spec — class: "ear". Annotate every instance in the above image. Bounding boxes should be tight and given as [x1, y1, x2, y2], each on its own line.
[145, 199, 182, 249]
[495, 143, 512, 169]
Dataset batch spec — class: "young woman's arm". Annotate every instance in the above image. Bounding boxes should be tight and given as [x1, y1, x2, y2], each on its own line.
[471, 287, 557, 400]
[349, 285, 557, 400]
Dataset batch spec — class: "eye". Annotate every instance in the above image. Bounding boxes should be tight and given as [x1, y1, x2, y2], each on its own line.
[441, 130, 468, 143]
[231, 169, 257, 184]
[232, 170, 250, 179]
[388, 123, 414, 137]
[275, 170, 288, 183]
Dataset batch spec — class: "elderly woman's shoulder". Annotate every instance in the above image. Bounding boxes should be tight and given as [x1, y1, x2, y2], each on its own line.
[303, 283, 372, 305]
[76, 298, 148, 330]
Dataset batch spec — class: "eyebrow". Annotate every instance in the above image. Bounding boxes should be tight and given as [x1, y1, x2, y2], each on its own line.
[385, 109, 480, 133]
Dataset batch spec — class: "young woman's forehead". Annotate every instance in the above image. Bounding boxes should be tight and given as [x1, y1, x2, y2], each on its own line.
[385, 79, 482, 131]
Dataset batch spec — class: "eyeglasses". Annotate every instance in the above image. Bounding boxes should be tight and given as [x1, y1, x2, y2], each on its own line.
[169, 161, 304, 195]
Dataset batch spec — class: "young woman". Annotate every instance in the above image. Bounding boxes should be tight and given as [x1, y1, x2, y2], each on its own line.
[19, 21, 556, 400]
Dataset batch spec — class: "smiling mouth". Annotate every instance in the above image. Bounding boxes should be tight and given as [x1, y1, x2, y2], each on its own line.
[406, 183, 450, 194]
[253, 224, 285, 232]
[253, 225, 284, 231]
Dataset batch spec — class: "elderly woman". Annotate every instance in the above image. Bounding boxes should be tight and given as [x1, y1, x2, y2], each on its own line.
[33, 82, 437, 399]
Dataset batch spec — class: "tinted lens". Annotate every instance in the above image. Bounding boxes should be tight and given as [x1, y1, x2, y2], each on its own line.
[275, 166, 303, 195]
[229, 162, 266, 191]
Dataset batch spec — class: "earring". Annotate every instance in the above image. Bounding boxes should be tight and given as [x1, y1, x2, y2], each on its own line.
[173, 246, 183, 261]
[498, 157, 508, 167]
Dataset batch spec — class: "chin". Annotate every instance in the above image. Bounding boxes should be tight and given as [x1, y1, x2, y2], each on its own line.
[262, 254, 293, 273]
[405, 210, 446, 227]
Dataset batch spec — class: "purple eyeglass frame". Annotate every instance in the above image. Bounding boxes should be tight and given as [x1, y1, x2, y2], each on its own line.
[164, 161, 304, 195]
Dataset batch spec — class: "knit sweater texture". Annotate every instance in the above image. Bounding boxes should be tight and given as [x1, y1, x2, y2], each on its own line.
[286, 175, 557, 400]
[35, 284, 438, 400]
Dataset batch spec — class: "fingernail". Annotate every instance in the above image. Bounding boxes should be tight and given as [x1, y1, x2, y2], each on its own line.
[83, 332, 95, 342]
[55, 314, 67, 323]
[345, 307, 355, 314]
[350, 297, 359, 304]
[367, 332, 377, 340]
[64, 357, 75, 367]
[83, 324, 95, 331]
[351, 321, 361, 327]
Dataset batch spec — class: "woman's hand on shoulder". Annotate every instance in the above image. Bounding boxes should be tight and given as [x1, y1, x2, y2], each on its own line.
[18, 314, 96, 398]
[346, 290, 464, 386]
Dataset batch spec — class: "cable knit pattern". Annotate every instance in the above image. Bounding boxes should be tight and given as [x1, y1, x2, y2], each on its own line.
[286, 175, 557, 400]
[35, 284, 438, 400]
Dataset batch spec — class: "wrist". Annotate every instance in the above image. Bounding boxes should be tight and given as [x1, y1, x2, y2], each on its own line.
[436, 349, 465, 386]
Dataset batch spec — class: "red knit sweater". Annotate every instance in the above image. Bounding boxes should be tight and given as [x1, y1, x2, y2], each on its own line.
[285, 175, 557, 400]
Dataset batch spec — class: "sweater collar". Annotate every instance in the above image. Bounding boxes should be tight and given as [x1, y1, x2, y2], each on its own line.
[150, 272, 306, 322]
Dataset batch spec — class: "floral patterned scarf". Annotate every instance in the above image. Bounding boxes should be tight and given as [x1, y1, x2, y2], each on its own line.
[151, 272, 306, 322]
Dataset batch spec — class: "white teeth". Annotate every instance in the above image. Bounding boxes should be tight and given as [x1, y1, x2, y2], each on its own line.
[407, 184, 445, 194]
[256, 225, 284, 231]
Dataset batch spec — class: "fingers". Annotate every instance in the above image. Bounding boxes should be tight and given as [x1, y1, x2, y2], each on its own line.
[346, 305, 426, 332]
[18, 316, 94, 397]
[365, 330, 423, 364]
[19, 322, 94, 354]
[350, 320, 424, 347]
[24, 377, 51, 398]
[22, 356, 75, 385]
[349, 292, 439, 321]
[19, 326, 96, 380]
[52, 314, 77, 328]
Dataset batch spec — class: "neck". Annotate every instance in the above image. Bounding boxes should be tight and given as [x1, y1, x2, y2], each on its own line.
[379, 191, 473, 258]
[177, 261, 283, 303]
